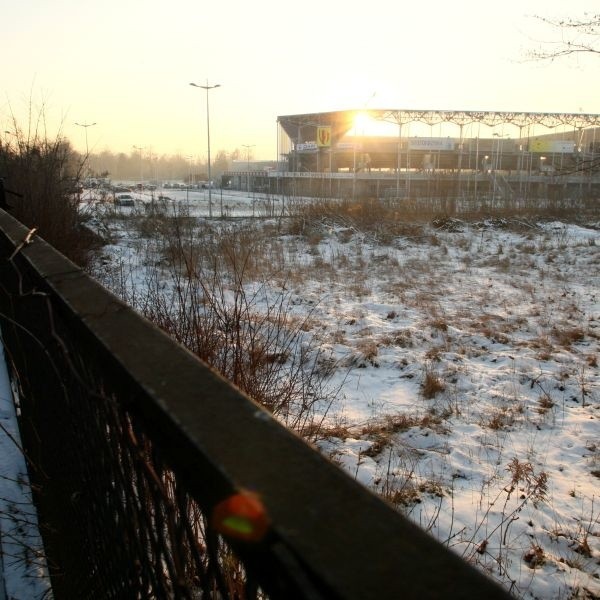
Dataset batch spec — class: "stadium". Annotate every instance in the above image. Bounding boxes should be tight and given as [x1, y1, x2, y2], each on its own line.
[224, 108, 600, 201]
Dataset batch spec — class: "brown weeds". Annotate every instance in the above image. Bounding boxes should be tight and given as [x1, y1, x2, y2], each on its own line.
[421, 367, 446, 399]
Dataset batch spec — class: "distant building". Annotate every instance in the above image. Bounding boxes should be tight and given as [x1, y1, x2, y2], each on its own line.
[224, 108, 600, 200]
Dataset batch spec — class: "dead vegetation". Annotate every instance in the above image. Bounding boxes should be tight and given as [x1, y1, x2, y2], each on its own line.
[1, 111, 98, 267]
[92, 196, 600, 599]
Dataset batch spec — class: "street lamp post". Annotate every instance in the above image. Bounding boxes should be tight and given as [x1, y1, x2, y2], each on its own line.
[242, 144, 255, 195]
[190, 80, 221, 218]
[133, 145, 145, 192]
[75, 121, 96, 177]
[242, 144, 255, 216]
[185, 155, 193, 202]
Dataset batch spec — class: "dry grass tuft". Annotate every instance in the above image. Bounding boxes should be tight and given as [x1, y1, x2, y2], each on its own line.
[523, 544, 546, 569]
[553, 326, 585, 348]
[359, 414, 421, 458]
[536, 395, 555, 415]
[421, 368, 446, 399]
[355, 339, 379, 365]
[485, 408, 516, 431]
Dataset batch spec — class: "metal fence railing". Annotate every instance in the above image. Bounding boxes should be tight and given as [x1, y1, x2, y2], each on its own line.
[0, 208, 511, 599]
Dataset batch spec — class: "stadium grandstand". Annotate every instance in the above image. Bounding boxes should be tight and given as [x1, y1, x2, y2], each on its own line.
[223, 109, 600, 201]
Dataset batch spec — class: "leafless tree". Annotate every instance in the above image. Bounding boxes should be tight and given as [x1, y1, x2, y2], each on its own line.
[528, 13, 600, 60]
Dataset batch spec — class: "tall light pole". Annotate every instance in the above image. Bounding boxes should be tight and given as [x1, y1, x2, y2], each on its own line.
[133, 145, 145, 191]
[242, 144, 255, 195]
[190, 80, 221, 218]
[185, 154, 193, 202]
[75, 121, 96, 177]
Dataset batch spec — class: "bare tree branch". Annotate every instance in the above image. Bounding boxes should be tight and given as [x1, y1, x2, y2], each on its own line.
[527, 13, 600, 61]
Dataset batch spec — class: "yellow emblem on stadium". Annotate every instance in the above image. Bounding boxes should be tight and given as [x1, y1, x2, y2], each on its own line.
[317, 127, 331, 147]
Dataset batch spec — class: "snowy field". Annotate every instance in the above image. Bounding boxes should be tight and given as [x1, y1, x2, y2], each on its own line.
[83, 188, 599, 599]
[11, 188, 598, 598]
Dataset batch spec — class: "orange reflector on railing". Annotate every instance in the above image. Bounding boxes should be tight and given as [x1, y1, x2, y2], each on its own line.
[212, 491, 270, 542]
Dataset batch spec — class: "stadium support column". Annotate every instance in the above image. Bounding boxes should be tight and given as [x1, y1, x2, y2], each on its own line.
[352, 123, 357, 200]
[518, 125, 524, 198]
[396, 121, 402, 199]
[329, 148, 332, 198]
[474, 135, 480, 200]
[457, 124, 463, 198]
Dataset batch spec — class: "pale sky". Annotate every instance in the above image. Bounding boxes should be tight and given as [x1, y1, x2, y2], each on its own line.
[2, 0, 599, 160]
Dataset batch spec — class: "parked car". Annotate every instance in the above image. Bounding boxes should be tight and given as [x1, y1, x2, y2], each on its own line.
[115, 194, 135, 207]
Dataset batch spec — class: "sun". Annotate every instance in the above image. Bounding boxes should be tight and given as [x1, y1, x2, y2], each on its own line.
[353, 111, 373, 132]
[351, 112, 395, 137]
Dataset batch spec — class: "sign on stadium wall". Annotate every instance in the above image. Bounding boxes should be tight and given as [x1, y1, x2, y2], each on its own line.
[529, 139, 575, 153]
[408, 138, 456, 151]
[296, 141, 318, 153]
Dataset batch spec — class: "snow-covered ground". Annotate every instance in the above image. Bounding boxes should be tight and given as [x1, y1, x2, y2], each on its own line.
[0, 345, 51, 599]
[84, 189, 599, 599]
[83, 185, 288, 219]
[2, 186, 598, 598]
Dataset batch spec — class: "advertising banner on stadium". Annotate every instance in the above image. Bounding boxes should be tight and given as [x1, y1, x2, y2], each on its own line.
[408, 138, 455, 151]
[529, 139, 575, 153]
[296, 141, 318, 153]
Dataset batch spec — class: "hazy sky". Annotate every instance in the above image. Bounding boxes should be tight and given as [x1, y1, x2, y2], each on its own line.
[2, 0, 599, 160]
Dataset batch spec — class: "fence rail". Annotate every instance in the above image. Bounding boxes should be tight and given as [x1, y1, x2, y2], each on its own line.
[0, 208, 510, 599]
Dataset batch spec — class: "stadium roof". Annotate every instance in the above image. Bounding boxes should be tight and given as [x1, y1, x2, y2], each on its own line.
[278, 109, 600, 143]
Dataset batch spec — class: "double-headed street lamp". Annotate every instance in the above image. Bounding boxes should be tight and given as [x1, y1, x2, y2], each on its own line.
[190, 80, 221, 218]
[75, 121, 96, 176]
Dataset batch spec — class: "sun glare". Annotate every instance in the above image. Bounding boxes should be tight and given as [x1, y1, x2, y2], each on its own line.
[353, 112, 374, 133]
[351, 112, 395, 137]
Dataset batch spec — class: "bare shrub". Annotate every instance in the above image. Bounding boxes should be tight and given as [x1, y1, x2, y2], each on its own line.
[285, 197, 432, 241]
[462, 458, 549, 585]
[505, 458, 548, 507]
[373, 447, 422, 507]
[130, 221, 339, 440]
[387, 480, 421, 507]
[1, 110, 97, 266]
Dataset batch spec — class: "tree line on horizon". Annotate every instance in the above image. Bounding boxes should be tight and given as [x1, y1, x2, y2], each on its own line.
[84, 147, 250, 183]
